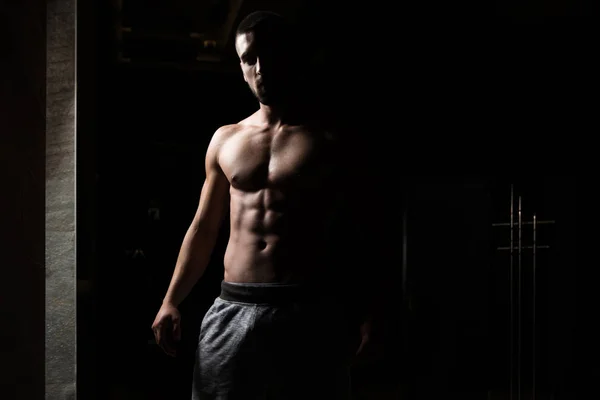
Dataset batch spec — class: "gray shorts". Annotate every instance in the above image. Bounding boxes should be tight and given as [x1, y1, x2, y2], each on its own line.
[191, 281, 354, 400]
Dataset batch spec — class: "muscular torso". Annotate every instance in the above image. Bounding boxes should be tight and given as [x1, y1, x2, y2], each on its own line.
[218, 117, 339, 284]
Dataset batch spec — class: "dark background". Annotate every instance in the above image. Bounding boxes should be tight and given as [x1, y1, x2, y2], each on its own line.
[2, 0, 587, 399]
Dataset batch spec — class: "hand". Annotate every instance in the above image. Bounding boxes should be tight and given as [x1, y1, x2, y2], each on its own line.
[151, 302, 181, 357]
[352, 319, 372, 365]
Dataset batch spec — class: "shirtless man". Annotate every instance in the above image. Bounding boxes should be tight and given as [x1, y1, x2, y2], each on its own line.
[152, 11, 370, 399]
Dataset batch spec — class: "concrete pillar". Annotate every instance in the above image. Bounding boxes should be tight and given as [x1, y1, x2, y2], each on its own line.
[46, 0, 77, 398]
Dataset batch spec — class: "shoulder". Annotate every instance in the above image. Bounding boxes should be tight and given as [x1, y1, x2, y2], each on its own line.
[205, 124, 242, 168]
[211, 111, 262, 143]
[207, 123, 246, 151]
[210, 111, 265, 151]
[212, 124, 241, 143]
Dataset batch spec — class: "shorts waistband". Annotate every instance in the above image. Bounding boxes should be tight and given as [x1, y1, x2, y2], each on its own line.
[219, 281, 323, 305]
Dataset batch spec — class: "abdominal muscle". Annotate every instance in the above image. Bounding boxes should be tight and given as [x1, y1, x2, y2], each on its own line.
[223, 187, 329, 284]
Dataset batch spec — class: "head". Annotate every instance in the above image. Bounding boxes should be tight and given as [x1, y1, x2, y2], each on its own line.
[235, 11, 301, 106]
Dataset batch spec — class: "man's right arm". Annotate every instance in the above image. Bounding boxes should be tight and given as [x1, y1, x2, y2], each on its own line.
[161, 127, 232, 307]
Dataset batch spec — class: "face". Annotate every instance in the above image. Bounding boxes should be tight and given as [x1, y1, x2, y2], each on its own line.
[235, 31, 295, 105]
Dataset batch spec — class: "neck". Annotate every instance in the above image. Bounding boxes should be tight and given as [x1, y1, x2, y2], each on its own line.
[258, 97, 305, 128]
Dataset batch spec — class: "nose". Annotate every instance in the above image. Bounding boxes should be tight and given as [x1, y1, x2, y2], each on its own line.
[255, 57, 261, 75]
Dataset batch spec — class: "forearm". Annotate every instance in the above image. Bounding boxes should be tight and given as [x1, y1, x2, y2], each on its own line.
[162, 225, 218, 307]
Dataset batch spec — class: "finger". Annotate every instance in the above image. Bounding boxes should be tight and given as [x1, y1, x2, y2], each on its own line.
[152, 326, 160, 344]
[355, 337, 366, 356]
[162, 331, 176, 355]
[158, 328, 174, 355]
[155, 325, 162, 345]
[165, 344, 176, 357]
[165, 341, 175, 355]
[159, 338, 173, 356]
[173, 321, 182, 342]
[355, 343, 364, 357]
[160, 340, 172, 354]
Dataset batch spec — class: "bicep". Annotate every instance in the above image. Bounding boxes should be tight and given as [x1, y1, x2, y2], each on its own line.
[191, 132, 230, 232]
[193, 168, 229, 230]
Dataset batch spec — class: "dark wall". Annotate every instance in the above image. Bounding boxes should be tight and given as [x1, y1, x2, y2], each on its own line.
[0, 1, 46, 399]
[313, 5, 592, 176]
[403, 178, 493, 397]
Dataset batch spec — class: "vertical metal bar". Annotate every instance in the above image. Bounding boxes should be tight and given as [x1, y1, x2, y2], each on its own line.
[517, 195, 522, 400]
[510, 184, 514, 400]
[402, 194, 409, 360]
[532, 213, 537, 400]
[402, 199, 408, 309]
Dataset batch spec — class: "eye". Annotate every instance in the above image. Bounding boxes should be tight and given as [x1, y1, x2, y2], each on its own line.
[243, 55, 257, 65]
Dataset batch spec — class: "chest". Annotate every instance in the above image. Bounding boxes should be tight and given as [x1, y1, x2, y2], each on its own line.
[219, 129, 331, 191]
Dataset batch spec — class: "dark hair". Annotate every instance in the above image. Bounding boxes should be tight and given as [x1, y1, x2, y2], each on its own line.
[235, 11, 298, 50]
[236, 11, 286, 37]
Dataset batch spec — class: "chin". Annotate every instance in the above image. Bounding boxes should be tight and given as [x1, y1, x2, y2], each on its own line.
[255, 85, 284, 104]
[256, 92, 276, 105]
[258, 97, 273, 105]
